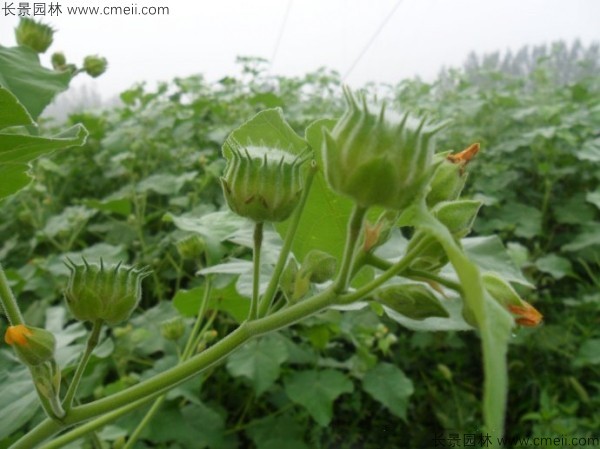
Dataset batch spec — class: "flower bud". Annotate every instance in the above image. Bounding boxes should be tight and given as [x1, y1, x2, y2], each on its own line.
[51, 52, 67, 70]
[160, 317, 186, 341]
[64, 259, 151, 325]
[176, 235, 205, 260]
[322, 87, 444, 210]
[300, 250, 337, 284]
[4, 324, 56, 366]
[427, 143, 479, 208]
[483, 273, 542, 327]
[221, 139, 310, 222]
[363, 211, 399, 252]
[83, 55, 108, 78]
[15, 18, 54, 53]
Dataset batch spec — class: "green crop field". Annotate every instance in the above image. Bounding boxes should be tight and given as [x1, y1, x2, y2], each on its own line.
[1, 19, 599, 449]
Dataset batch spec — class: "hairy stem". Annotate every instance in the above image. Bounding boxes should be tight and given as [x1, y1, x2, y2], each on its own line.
[12, 287, 338, 449]
[249, 222, 264, 321]
[0, 263, 24, 326]
[62, 320, 103, 411]
[258, 161, 317, 317]
[122, 395, 166, 449]
[334, 205, 368, 293]
[37, 397, 151, 449]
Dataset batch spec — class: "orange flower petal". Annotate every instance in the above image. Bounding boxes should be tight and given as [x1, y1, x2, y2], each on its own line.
[508, 303, 543, 327]
[447, 142, 480, 165]
[4, 324, 32, 346]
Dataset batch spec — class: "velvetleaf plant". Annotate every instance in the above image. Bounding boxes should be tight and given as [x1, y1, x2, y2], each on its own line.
[0, 83, 543, 449]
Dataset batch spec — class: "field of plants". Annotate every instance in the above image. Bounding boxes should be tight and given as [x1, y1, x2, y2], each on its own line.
[1, 19, 599, 449]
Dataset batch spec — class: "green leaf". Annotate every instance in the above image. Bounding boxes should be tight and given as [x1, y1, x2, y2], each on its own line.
[562, 226, 600, 252]
[0, 46, 72, 119]
[247, 414, 310, 449]
[173, 281, 250, 323]
[362, 362, 414, 420]
[284, 369, 353, 426]
[573, 339, 600, 367]
[0, 123, 88, 200]
[586, 188, 600, 210]
[381, 295, 473, 331]
[0, 164, 30, 199]
[0, 351, 39, 439]
[226, 335, 288, 396]
[41, 205, 96, 238]
[0, 86, 33, 130]
[84, 197, 131, 217]
[462, 236, 533, 287]
[554, 194, 596, 224]
[222, 108, 307, 159]
[181, 402, 237, 449]
[376, 283, 449, 320]
[535, 254, 573, 279]
[578, 138, 600, 163]
[137, 172, 197, 195]
[277, 119, 354, 263]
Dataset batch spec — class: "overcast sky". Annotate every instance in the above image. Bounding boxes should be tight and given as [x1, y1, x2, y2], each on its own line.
[1, 0, 599, 98]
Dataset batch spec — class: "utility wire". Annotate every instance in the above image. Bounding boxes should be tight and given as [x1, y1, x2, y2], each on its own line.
[343, 0, 405, 80]
[270, 0, 294, 70]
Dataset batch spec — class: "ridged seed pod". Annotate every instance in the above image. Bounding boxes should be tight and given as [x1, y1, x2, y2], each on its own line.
[64, 259, 151, 325]
[15, 17, 54, 53]
[221, 140, 310, 222]
[322, 87, 445, 210]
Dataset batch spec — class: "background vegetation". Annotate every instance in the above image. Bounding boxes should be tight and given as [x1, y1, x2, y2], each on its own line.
[1, 41, 599, 448]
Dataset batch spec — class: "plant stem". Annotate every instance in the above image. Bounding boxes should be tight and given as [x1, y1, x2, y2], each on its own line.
[363, 253, 463, 292]
[11, 288, 338, 449]
[37, 397, 152, 449]
[339, 238, 430, 304]
[62, 320, 103, 411]
[181, 277, 212, 360]
[249, 222, 264, 321]
[258, 162, 317, 317]
[0, 263, 24, 326]
[333, 205, 368, 293]
[124, 278, 215, 449]
[122, 395, 166, 449]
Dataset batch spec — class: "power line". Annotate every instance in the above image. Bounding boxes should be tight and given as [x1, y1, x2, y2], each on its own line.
[270, 0, 294, 70]
[343, 0, 405, 80]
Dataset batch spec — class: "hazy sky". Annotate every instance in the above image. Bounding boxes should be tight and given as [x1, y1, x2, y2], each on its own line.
[1, 0, 599, 98]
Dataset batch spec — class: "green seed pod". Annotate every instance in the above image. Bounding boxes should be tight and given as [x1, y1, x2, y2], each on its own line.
[64, 259, 151, 325]
[160, 317, 186, 341]
[83, 55, 108, 78]
[322, 87, 444, 210]
[4, 325, 56, 366]
[176, 235, 206, 260]
[427, 143, 479, 208]
[51, 52, 67, 70]
[221, 139, 310, 222]
[15, 18, 54, 53]
[300, 250, 337, 283]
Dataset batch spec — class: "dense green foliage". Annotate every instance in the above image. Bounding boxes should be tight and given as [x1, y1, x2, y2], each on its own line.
[1, 42, 599, 448]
